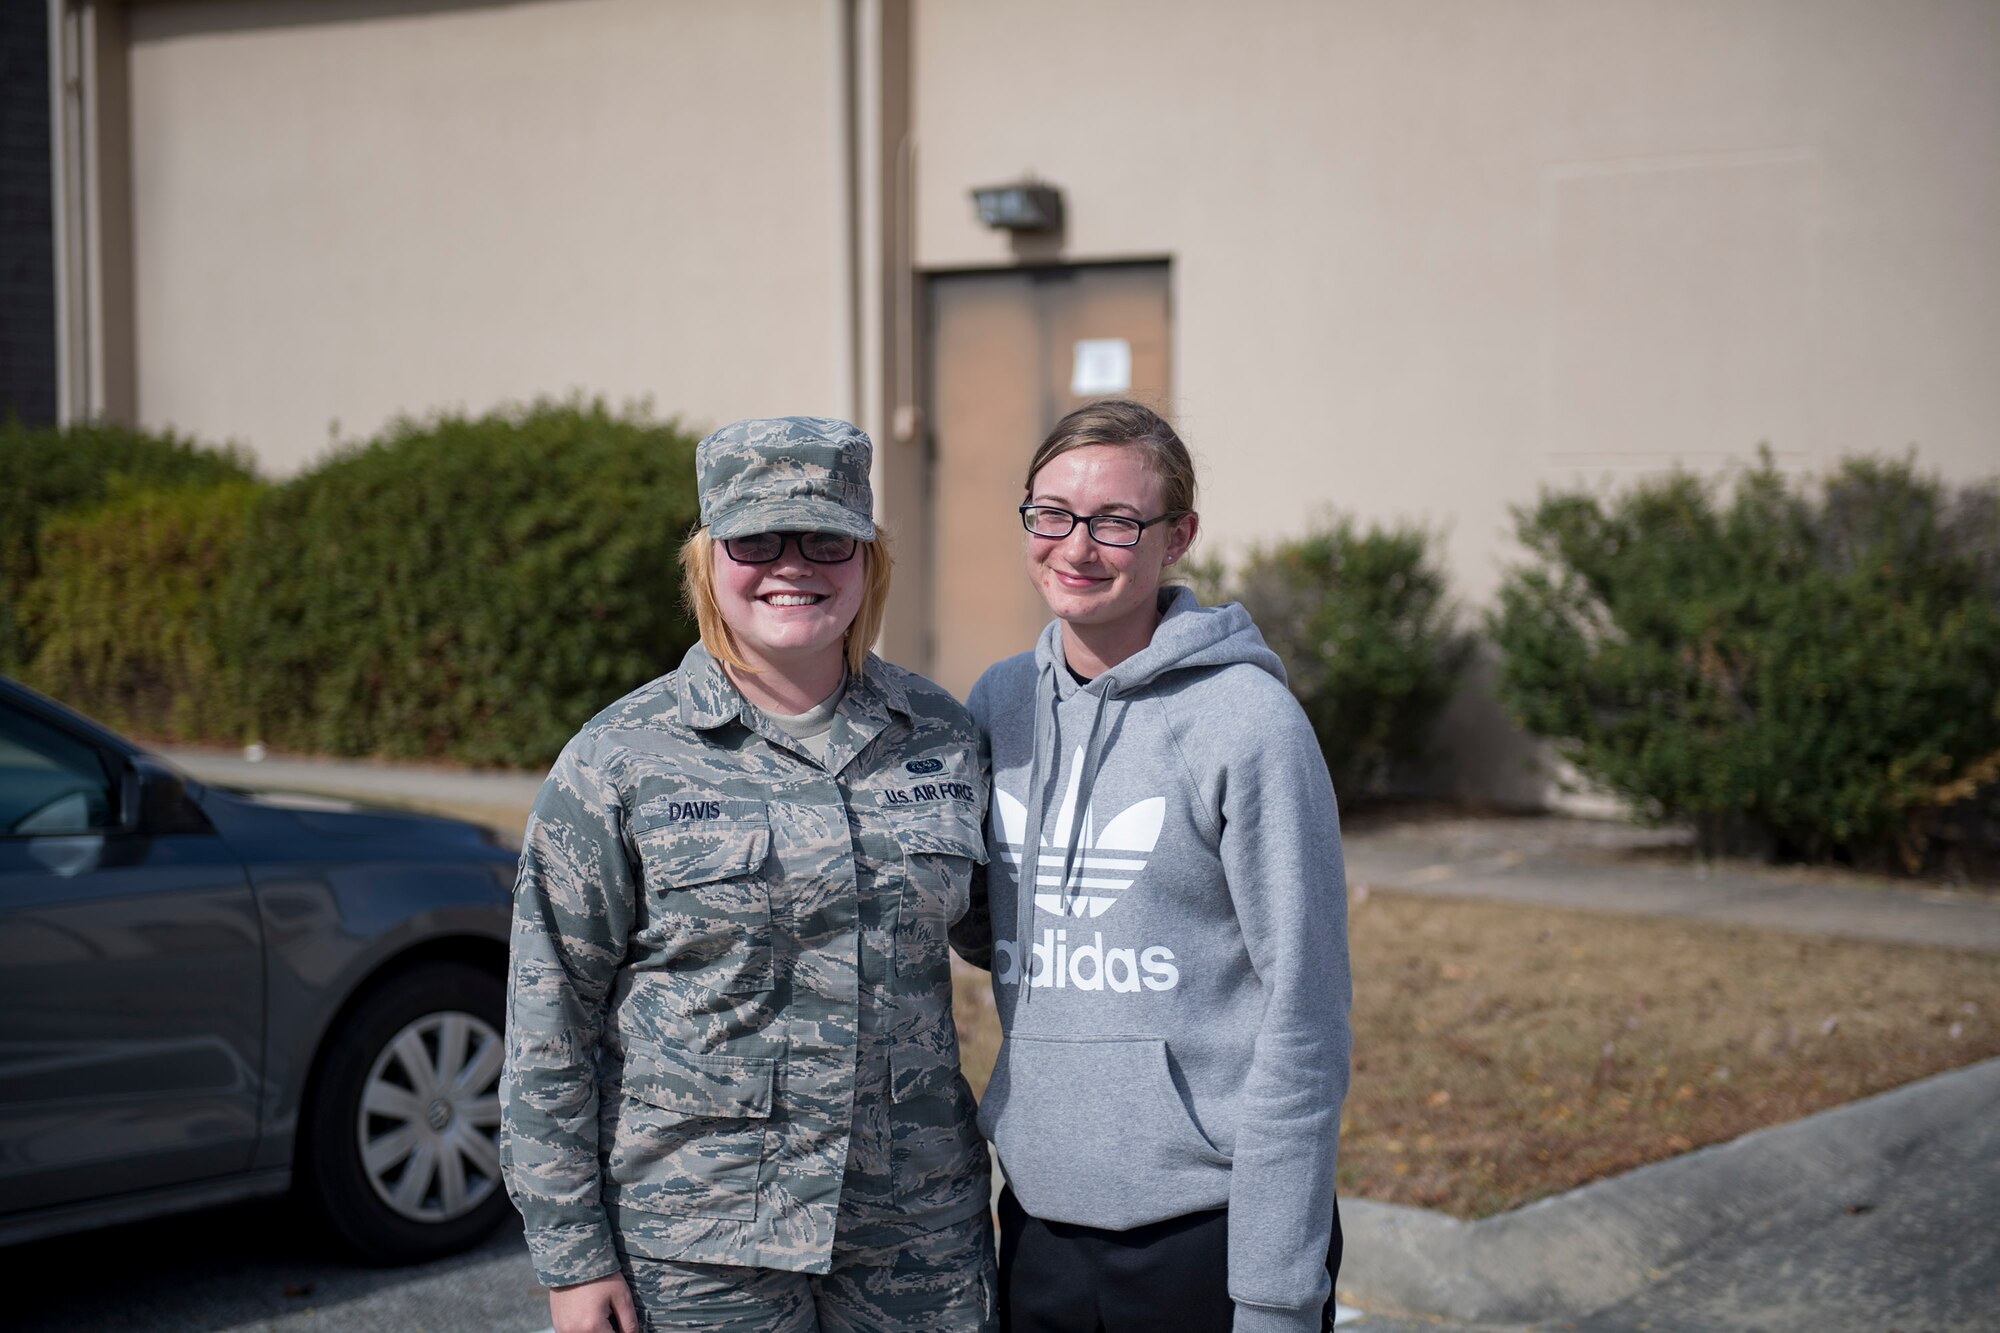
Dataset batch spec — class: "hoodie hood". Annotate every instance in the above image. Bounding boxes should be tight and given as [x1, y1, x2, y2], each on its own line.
[1032, 585, 1287, 701]
[1012, 586, 1286, 997]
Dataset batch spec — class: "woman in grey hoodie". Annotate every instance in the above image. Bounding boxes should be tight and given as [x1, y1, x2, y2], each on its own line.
[956, 400, 1352, 1333]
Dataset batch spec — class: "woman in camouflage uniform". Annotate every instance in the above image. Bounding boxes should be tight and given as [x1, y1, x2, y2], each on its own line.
[503, 417, 996, 1332]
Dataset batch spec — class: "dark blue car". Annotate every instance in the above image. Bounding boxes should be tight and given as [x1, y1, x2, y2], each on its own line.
[0, 676, 519, 1263]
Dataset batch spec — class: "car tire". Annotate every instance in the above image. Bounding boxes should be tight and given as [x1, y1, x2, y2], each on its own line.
[301, 962, 512, 1265]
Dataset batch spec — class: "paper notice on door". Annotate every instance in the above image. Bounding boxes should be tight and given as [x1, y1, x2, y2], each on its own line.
[1070, 338, 1132, 395]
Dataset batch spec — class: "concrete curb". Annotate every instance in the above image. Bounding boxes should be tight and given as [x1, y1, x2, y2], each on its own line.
[1335, 1056, 2000, 1325]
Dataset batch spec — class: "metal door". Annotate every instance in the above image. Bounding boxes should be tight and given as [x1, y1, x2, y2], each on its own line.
[924, 262, 1171, 698]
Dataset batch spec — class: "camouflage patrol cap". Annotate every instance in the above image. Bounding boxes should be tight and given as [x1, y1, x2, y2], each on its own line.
[696, 416, 876, 542]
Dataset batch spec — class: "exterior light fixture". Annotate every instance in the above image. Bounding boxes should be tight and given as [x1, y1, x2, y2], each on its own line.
[971, 182, 1064, 233]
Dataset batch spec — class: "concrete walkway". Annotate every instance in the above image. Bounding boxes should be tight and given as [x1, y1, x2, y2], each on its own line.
[1345, 812, 2000, 953]
[1338, 1058, 2000, 1331]
[158, 748, 2000, 1330]
[160, 743, 544, 810]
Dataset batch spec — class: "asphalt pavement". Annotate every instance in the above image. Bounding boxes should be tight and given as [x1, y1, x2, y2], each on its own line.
[10, 1200, 547, 1332]
[152, 749, 2000, 1332]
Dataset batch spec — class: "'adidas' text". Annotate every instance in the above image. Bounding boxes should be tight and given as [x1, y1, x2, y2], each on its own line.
[993, 929, 1180, 992]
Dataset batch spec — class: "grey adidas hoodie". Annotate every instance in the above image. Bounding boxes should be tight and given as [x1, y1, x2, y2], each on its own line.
[961, 587, 1351, 1333]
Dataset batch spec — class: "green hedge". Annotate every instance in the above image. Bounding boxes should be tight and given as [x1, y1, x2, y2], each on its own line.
[1217, 516, 1474, 803]
[20, 481, 264, 741]
[1490, 454, 2000, 871]
[226, 400, 704, 767]
[1, 419, 254, 669]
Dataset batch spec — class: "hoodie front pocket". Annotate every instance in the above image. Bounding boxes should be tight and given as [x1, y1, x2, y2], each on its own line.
[982, 1033, 1230, 1230]
[605, 1039, 773, 1220]
[631, 805, 774, 995]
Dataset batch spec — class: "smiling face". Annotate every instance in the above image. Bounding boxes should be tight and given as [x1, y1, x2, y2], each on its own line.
[1024, 444, 1197, 670]
[710, 533, 869, 679]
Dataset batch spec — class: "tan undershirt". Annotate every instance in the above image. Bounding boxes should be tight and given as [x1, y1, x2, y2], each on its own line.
[763, 679, 846, 763]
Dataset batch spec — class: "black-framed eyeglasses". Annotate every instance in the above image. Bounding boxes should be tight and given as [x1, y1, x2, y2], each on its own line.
[1019, 505, 1186, 547]
[720, 531, 860, 565]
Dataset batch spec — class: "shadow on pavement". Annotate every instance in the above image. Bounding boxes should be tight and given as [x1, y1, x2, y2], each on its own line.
[9, 1195, 545, 1333]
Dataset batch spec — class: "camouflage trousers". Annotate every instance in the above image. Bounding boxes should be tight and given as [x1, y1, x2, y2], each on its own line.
[618, 1207, 996, 1333]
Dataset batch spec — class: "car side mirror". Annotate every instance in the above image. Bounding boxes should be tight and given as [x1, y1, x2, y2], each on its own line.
[126, 758, 213, 835]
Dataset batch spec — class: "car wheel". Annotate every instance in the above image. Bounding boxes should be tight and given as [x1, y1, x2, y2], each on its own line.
[302, 962, 512, 1264]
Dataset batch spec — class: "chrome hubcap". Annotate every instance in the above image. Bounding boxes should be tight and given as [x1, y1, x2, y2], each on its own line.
[358, 1010, 504, 1223]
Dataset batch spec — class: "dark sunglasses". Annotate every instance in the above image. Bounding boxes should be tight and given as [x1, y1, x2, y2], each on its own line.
[720, 531, 860, 565]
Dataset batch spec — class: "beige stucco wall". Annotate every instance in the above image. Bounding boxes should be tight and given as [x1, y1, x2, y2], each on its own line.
[125, 0, 850, 471]
[912, 0, 2000, 799]
[913, 0, 2000, 592]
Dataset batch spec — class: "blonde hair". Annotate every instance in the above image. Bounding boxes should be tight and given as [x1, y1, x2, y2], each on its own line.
[678, 526, 894, 677]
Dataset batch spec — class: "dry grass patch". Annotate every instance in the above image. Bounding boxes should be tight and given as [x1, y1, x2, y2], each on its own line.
[949, 893, 2000, 1220]
[1341, 890, 2000, 1218]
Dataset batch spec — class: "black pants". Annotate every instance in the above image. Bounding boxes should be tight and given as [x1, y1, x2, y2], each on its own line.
[997, 1185, 1344, 1333]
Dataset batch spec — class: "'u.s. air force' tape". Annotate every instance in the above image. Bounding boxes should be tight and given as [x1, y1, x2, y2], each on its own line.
[877, 781, 976, 806]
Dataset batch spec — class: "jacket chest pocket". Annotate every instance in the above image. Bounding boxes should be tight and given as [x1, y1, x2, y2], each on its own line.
[631, 804, 774, 995]
[890, 799, 986, 985]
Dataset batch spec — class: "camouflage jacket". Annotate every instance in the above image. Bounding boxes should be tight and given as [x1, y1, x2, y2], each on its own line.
[502, 645, 991, 1287]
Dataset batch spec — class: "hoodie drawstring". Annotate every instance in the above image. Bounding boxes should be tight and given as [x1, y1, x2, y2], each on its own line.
[1014, 659, 1059, 1003]
[1015, 665, 1120, 1000]
[1054, 687, 1111, 917]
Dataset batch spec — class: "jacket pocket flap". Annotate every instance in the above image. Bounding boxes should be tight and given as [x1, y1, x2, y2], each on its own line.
[891, 799, 988, 864]
[620, 1040, 774, 1119]
[630, 810, 771, 886]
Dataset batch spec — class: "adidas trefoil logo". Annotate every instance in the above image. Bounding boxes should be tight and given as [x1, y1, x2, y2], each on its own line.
[994, 746, 1166, 918]
[992, 748, 1180, 992]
